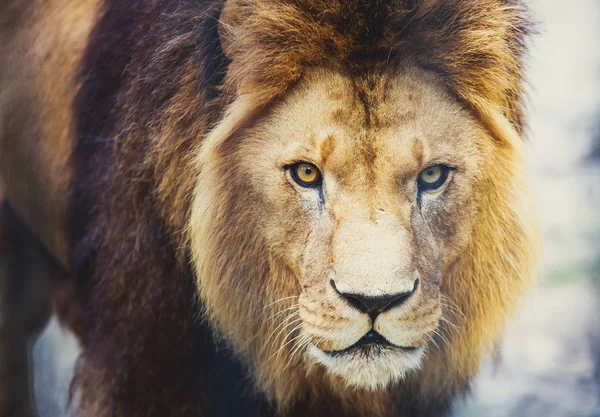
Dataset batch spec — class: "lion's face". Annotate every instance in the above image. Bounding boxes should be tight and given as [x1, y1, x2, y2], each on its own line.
[192, 66, 489, 391]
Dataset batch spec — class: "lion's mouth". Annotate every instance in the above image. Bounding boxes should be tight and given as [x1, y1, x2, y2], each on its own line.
[322, 330, 418, 357]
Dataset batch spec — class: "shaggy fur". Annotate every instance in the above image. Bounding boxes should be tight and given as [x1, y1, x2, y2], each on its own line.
[219, 0, 530, 132]
[0, 1, 537, 416]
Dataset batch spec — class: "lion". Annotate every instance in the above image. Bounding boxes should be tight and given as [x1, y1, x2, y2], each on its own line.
[0, 0, 540, 416]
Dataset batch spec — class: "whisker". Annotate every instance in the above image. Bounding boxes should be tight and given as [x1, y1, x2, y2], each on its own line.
[267, 300, 314, 321]
[268, 324, 304, 362]
[265, 314, 301, 348]
[440, 304, 464, 321]
[288, 334, 309, 361]
[433, 328, 451, 351]
[268, 334, 303, 364]
[263, 296, 299, 310]
[269, 309, 300, 331]
[267, 304, 300, 321]
[280, 322, 304, 350]
[438, 321, 454, 340]
[440, 315, 459, 330]
[283, 334, 312, 371]
[440, 295, 466, 321]
[428, 334, 441, 351]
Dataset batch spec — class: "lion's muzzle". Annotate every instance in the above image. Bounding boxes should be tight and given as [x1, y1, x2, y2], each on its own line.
[331, 277, 419, 322]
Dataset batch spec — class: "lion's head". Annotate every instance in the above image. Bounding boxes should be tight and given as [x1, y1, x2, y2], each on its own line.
[187, 0, 539, 411]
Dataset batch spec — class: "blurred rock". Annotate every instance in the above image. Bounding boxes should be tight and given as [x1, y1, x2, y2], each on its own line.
[590, 123, 600, 160]
[33, 317, 79, 417]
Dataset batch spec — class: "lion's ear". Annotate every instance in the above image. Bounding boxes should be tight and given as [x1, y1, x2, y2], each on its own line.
[216, 0, 306, 102]
[195, 93, 263, 169]
[477, 103, 526, 150]
[405, 0, 532, 138]
[202, 1, 291, 167]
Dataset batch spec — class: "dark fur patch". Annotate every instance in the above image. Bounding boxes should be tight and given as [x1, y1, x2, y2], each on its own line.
[70, 1, 266, 416]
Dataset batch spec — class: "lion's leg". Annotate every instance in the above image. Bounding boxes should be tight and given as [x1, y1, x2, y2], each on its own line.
[0, 201, 63, 417]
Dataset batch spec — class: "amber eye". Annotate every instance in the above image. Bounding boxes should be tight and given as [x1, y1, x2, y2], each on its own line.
[289, 162, 322, 188]
[417, 165, 450, 191]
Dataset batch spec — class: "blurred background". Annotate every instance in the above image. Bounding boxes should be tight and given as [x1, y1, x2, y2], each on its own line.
[31, 0, 600, 416]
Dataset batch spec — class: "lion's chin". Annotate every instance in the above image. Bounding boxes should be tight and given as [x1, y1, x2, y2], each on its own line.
[306, 344, 425, 390]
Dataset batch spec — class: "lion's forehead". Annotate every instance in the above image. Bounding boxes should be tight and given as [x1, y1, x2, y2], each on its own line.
[258, 66, 480, 194]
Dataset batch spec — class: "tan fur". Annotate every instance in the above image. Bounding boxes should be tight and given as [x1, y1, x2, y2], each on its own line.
[0, 0, 100, 265]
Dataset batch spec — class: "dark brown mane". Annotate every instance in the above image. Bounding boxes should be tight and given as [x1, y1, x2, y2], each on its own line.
[219, 0, 530, 130]
[68, 1, 531, 416]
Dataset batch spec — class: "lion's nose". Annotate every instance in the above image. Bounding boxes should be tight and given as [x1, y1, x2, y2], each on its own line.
[331, 279, 419, 321]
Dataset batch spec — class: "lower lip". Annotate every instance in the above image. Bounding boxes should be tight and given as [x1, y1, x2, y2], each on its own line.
[323, 331, 418, 357]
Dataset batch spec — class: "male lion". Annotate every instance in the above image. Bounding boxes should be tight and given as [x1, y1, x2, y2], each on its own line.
[0, 0, 540, 416]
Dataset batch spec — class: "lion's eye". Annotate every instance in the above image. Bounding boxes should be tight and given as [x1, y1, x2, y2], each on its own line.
[417, 165, 450, 191]
[290, 162, 322, 188]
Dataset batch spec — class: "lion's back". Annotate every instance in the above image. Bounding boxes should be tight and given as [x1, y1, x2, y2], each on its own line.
[0, 0, 100, 264]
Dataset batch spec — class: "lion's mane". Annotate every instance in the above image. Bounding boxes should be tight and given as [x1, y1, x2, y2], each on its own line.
[68, 1, 538, 416]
